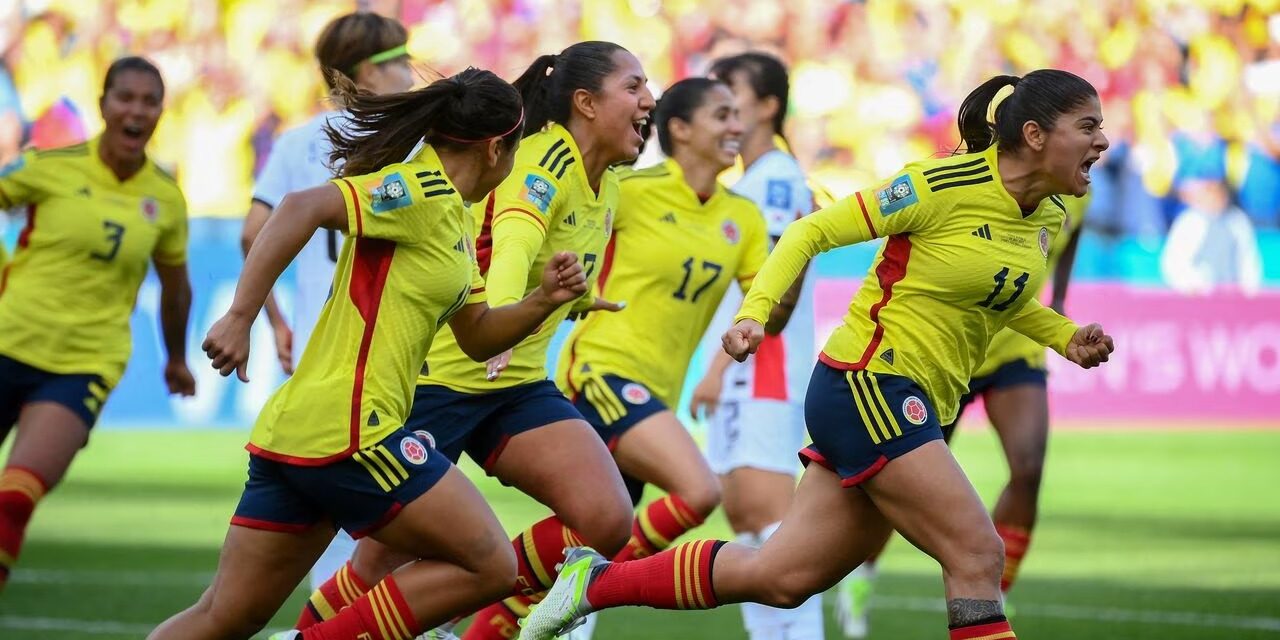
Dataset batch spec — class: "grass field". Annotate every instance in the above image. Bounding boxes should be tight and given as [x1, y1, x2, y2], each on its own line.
[1, 426, 1278, 639]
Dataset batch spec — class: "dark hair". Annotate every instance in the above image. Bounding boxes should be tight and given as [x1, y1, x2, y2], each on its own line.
[655, 77, 727, 156]
[103, 56, 164, 99]
[956, 69, 1098, 153]
[315, 12, 409, 91]
[708, 52, 789, 136]
[512, 41, 628, 137]
[326, 68, 524, 177]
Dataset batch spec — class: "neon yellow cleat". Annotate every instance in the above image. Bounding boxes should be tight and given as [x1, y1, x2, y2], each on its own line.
[518, 547, 605, 640]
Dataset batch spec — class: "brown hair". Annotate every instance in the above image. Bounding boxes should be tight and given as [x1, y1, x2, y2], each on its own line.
[314, 12, 409, 91]
[327, 68, 524, 177]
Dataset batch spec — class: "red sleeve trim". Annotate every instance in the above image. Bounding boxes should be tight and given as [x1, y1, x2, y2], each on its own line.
[855, 191, 877, 239]
[494, 207, 548, 233]
[339, 179, 363, 237]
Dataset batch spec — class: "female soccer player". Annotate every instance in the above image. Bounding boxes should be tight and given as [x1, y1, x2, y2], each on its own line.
[837, 196, 1088, 638]
[0, 56, 195, 593]
[149, 68, 589, 640]
[520, 69, 1115, 640]
[295, 42, 656, 640]
[690, 51, 824, 640]
[242, 9, 415, 597]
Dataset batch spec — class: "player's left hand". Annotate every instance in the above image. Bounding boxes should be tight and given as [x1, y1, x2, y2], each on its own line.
[568, 297, 626, 321]
[689, 373, 722, 420]
[538, 251, 587, 305]
[723, 319, 765, 363]
[203, 311, 254, 382]
[1065, 323, 1114, 369]
[164, 359, 196, 397]
[486, 349, 513, 381]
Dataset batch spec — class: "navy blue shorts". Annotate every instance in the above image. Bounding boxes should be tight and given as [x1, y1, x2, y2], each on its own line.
[942, 359, 1047, 442]
[231, 427, 450, 538]
[570, 374, 668, 451]
[800, 363, 944, 487]
[0, 354, 111, 440]
[406, 380, 583, 471]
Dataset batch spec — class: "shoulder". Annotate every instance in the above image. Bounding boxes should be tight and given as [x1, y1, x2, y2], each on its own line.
[908, 151, 994, 194]
[619, 162, 671, 184]
[746, 150, 806, 183]
[149, 162, 185, 205]
[34, 141, 90, 161]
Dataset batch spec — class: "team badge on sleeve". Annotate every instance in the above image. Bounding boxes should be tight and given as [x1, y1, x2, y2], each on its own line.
[370, 172, 412, 213]
[400, 436, 429, 465]
[521, 173, 557, 214]
[902, 396, 928, 425]
[1038, 226, 1051, 257]
[766, 179, 792, 209]
[876, 174, 918, 215]
[621, 383, 651, 405]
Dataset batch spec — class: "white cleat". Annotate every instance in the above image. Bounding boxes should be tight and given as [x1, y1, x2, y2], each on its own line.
[415, 623, 461, 640]
[518, 547, 606, 640]
[834, 569, 873, 638]
[564, 611, 598, 640]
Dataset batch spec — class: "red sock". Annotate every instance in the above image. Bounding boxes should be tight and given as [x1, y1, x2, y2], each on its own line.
[587, 539, 724, 610]
[996, 524, 1031, 593]
[301, 575, 420, 640]
[460, 598, 530, 640]
[0, 466, 47, 591]
[296, 560, 372, 629]
[614, 495, 704, 561]
[949, 618, 1016, 639]
[512, 516, 582, 597]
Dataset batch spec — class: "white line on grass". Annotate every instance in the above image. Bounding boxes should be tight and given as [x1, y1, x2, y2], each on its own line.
[0, 616, 155, 635]
[875, 595, 1280, 632]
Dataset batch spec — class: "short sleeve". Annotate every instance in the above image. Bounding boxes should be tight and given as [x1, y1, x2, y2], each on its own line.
[251, 133, 294, 209]
[736, 209, 770, 286]
[153, 191, 190, 266]
[0, 151, 48, 208]
[490, 165, 564, 235]
[848, 166, 938, 238]
[333, 164, 452, 244]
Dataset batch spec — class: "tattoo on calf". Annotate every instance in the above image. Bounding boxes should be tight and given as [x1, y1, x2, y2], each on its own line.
[947, 598, 1004, 627]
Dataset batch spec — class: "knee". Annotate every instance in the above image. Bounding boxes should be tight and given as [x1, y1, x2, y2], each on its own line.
[473, 535, 519, 601]
[674, 480, 722, 520]
[197, 589, 273, 639]
[755, 570, 819, 610]
[1007, 456, 1044, 493]
[945, 529, 1005, 583]
[580, 503, 633, 557]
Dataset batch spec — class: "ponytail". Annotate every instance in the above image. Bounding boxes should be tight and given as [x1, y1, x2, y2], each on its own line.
[512, 41, 627, 137]
[326, 67, 523, 177]
[957, 70, 1098, 154]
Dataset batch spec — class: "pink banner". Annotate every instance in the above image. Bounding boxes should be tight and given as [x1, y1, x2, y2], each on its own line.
[813, 282, 1280, 424]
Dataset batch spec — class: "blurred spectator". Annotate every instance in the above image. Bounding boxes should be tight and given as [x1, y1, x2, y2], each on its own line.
[1161, 178, 1263, 295]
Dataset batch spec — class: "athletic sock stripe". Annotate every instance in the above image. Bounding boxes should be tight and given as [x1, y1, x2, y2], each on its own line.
[845, 372, 883, 444]
[681, 543, 697, 609]
[309, 590, 338, 620]
[690, 540, 710, 609]
[672, 544, 687, 609]
[638, 509, 672, 548]
[368, 585, 395, 639]
[522, 531, 554, 589]
[667, 499, 695, 530]
[0, 548, 15, 569]
[381, 583, 413, 639]
[865, 373, 904, 437]
[504, 597, 532, 617]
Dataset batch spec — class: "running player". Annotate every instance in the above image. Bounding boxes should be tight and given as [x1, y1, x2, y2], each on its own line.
[243, 10, 414, 596]
[148, 68, 592, 640]
[690, 52, 824, 640]
[294, 42, 655, 640]
[0, 57, 195, 593]
[519, 69, 1115, 640]
[837, 194, 1088, 637]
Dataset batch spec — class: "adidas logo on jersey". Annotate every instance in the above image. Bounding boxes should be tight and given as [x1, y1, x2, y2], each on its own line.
[972, 224, 992, 240]
[367, 411, 380, 427]
[660, 212, 678, 224]
[563, 211, 577, 226]
[880, 349, 896, 365]
[454, 238, 467, 252]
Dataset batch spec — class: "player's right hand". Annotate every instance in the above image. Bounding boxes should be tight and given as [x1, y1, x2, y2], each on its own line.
[1065, 322, 1114, 369]
[538, 251, 587, 305]
[689, 373, 722, 420]
[568, 297, 626, 321]
[203, 311, 254, 382]
[722, 319, 765, 363]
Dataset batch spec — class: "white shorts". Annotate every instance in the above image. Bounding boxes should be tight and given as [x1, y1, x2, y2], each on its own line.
[705, 399, 807, 476]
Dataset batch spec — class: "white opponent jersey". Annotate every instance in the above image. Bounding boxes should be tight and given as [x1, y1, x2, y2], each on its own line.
[705, 150, 815, 405]
[251, 111, 347, 366]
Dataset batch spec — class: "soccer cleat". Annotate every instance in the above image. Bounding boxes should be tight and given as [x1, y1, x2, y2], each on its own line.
[518, 547, 605, 640]
[267, 632, 301, 640]
[415, 625, 461, 640]
[834, 569, 873, 638]
[564, 611, 598, 640]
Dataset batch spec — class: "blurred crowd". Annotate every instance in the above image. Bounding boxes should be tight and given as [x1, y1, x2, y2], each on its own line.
[1, 0, 1277, 269]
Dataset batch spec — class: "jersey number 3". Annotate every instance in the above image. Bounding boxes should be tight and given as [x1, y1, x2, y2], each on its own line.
[673, 257, 722, 303]
[90, 221, 126, 262]
[977, 267, 1029, 311]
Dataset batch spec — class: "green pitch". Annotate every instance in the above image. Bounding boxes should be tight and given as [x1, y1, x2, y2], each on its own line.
[2, 427, 1277, 639]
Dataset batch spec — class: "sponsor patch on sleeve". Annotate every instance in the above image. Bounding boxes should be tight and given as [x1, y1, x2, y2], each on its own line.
[875, 174, 918, 215]
[0, 154, 24, 177]
[520, 173, 557, 214]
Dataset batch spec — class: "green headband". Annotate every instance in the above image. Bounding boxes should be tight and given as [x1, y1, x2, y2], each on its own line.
[366, 44, 408, 66]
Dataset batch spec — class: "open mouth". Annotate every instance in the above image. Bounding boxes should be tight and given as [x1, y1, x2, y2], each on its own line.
[1079, 157, 1097, 183]
[721, 138, 741, 154]
[122, 124, 146, 140]
[631, 116, 650, 139]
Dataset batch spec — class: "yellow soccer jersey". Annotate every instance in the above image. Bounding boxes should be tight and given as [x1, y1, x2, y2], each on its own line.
[974, 195, 1089, 377]
[423, 123, 617, 393]
[557, 159, 769, 408]
[737, 144, 1079, 424]
[0, 138, 187, 385]
[249, 145, 487, 464]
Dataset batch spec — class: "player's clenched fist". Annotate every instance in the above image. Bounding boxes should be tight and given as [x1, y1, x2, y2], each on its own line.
[722, 318, 766, 362]
[1065, 322, 1114, 369]
[203, 311, 254, 382]
[537, 251, 588, 305]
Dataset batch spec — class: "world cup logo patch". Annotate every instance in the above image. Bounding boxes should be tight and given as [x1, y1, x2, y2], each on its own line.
[400, 436, 429, 465]
[621, 382, 651, 405]
[902, 396, 928, 425]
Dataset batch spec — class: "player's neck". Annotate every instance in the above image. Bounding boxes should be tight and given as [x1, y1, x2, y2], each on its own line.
[567, 121, 608, 194]
[436, 149, 484, 203]
[996, 151, 1055, 211]
[738, 127, 777, 169]
[98, 143, 145, 182]
[672, 153, 718, 198]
